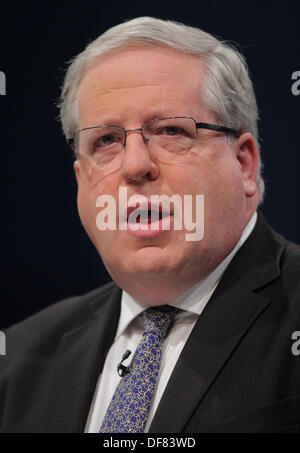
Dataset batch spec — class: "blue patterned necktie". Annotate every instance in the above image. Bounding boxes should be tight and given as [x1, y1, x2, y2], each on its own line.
[99, 305, 181, 433]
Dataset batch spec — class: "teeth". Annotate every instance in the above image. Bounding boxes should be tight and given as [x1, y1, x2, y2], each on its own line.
[161, 211, 169, 219]
[149, 211, 160, 222]
[128, 209, 162, 223]
[139, 211, 151, 223]
[127, 205, 171, 223]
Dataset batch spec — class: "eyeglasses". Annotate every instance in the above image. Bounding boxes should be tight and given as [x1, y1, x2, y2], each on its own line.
[68, 116, 240, 169]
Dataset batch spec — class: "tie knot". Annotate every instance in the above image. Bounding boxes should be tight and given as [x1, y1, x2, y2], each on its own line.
[140, 305, 182, 340]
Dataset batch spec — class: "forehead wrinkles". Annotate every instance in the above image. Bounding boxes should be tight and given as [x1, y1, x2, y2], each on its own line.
[77, 48, 205, 122]
[77, 74, 173, 124]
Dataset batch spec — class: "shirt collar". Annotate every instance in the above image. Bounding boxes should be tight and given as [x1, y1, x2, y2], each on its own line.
[115, 211, 257, 340]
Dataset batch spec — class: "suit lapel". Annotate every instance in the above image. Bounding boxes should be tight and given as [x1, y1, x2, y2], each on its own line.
[149, 282, 270, 432]
[41, 212, 286, 433]
[149, 211, 286, 432]
[43, 284, 121, 433]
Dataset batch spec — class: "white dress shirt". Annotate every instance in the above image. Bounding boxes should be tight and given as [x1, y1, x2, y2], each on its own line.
[85, 211, 257, 433]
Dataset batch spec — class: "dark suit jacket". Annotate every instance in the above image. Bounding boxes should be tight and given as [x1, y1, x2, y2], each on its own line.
[1, 211, 300, 433]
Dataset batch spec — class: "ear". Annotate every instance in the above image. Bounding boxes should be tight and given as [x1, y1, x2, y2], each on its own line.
[234, 132, 259, 198]
[73, 160, 80, 185]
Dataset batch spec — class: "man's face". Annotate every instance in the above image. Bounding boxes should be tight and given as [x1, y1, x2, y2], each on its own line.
[74, 46, 258, 304]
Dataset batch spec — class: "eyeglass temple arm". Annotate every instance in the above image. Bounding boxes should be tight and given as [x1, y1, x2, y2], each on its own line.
[67, 122, 240, 150]
[68, 138, 77, 154]
[68, 138, 79, 160]
[196, 122, 240, 137]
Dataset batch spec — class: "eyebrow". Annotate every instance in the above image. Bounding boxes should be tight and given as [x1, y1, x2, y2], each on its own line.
[84, 111, 176, 127]
[89, 115, 124, 127]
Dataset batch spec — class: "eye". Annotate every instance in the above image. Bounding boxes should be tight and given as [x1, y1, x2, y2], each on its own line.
[160, 126, 187, 136]
[95, 133, 119, 148]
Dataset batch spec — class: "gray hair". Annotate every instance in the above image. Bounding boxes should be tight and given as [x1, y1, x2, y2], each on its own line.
[58, 16, 264, 202]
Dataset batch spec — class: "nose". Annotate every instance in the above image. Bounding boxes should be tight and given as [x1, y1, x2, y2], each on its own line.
[123, 128, 149, 147]
[120, 130, 159, 184]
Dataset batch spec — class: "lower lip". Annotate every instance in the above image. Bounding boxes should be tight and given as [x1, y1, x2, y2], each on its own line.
[120, 216, 172, 237]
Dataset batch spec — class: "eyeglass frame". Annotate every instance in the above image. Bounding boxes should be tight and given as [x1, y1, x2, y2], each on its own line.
[68, 116, 241, 156]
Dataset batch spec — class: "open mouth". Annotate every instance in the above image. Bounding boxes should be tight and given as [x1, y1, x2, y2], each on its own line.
[127, 209, 169, 224]
[127, 203, 171, 224]
[117, 198, 174, 236]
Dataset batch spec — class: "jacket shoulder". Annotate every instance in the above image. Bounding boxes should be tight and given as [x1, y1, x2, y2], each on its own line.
[2, 281, 117, 357]
[281, 240, 300, 300]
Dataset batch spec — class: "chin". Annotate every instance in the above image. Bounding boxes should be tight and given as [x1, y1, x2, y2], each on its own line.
[120, 247, 178, 278]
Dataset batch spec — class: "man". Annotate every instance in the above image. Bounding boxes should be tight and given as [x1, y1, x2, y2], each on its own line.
[0, 17, 299, 433]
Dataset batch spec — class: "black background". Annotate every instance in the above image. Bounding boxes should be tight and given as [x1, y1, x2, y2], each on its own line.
[0, 1, 299, 328]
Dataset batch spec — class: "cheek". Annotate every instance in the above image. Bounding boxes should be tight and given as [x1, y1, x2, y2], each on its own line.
[76, 175, 121, 249]
[162, 151, 243, 217]
[77, 182, 96, 231]
[159, 154, 219, 195]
